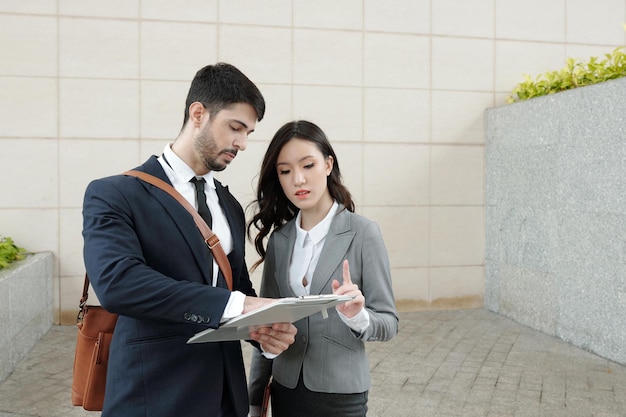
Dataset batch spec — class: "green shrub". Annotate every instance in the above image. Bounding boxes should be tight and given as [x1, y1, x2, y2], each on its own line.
[506, 46, 626, 103]
[0, 236, 27, 269]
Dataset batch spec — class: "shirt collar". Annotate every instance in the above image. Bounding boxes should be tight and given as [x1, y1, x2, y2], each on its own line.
[295, 201, 339, 247]
[162, 144, 215, 189]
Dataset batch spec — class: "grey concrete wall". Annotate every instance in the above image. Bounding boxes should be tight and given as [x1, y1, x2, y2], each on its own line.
[0, 252, 53, 382]
[485, 77, 626, 365]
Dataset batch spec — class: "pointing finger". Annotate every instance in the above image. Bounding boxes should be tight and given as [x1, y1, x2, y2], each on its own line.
[342, 259, 352, 285]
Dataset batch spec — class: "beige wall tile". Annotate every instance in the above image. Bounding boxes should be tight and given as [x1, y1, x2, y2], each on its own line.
[0, 77, 57, 138]
[364, 88, 430, 143]
[141, 0, 217, 22]
[431, 145, 484, 206]
[8, 0, 625, 320]
[139, 139, 171, 162]
[566, 0, 625, 45]
[430, 266, 484, 300]
[59, 139, 140, 207]
[294, 29, 362, 86]
[363, 144, 429, 206]
[141, 21, 217, 80]
[0, 1, 55, 14]
[59, 78, 139, 139]
[361, 206, 429, 268]
[495, 0, 565, 42]
[59, 208, 84, 277]
[432, 37, 494, 92]
[495, 40, 565, 93]
[432, 91, 492, 144]
[0, 209, 59, 256]
[294, 0, 362, 30]
[430, 206, 484, 266]
[218, 26, 292, 84]
[0, 15, 56, 77]
[59, 18, 138, 79]
[293, 86, 363, 141]
[432, 0, 494, 38]
[0, 139, 58, 208]
[253, 84, 293, 141]
[332, 143, 364, 208]
[219, 0, 292, 26]
[53, 271, 61, 323]
[390, 267, 429, 302]
[364, 0, 430, 34]
[364, 33, 430, 89]
[140, 80, 189, 139]
[494, 92, 509, 107]
[566, 44, 624, 63]
[59, 275, 100, 324]
[59, 0, 139, 18]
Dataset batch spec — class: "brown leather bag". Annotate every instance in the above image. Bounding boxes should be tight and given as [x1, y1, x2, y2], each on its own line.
[72, 171, 233, 410]
[261, 377, 272, 417]
[71, 276, 117, 411]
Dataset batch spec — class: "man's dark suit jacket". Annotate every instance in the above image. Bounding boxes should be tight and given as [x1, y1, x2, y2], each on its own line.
[82, 156, 256, 417]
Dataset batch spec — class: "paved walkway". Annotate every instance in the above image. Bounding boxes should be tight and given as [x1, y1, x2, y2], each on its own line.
[1, 309, 625, 417]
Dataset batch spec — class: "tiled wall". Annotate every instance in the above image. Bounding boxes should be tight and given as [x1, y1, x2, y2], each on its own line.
[1, 0, 624, 324]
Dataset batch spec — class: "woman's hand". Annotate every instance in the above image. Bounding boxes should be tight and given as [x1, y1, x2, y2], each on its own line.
[249, 322, 297, 354]
[332, 260, 365, 318]
[244, 296, 297, 354]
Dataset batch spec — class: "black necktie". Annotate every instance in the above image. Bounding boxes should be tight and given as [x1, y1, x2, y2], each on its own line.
[190, 177, 212, 228]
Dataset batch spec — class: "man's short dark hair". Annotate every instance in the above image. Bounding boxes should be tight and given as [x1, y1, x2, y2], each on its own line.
[182, 63, 265, 127]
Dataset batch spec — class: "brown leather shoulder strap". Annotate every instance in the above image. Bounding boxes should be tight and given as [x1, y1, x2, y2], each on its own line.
[77, 274, 91, 322]
[123, 170, 233, 291]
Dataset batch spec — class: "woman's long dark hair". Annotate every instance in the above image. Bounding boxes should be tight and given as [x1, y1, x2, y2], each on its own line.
[247, 120, 354, 269]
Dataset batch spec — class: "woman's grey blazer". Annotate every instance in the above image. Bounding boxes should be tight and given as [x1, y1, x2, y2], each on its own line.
[248, 206, 399, 404]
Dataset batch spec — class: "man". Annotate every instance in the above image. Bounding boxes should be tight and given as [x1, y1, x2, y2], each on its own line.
[82, 63, 297, 417]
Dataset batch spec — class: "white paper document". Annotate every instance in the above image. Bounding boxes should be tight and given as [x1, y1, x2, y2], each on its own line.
[187, 294, 354, 343]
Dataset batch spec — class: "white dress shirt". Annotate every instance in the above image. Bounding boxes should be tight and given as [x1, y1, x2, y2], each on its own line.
[157, 144, 245, 320]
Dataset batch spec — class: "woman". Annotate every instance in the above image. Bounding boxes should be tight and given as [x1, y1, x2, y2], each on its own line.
[247, 120, 398, 417]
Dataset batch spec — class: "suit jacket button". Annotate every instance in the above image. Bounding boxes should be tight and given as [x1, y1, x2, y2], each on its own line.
[184, 313, 190, 320]
[191, 314, 198, 322]
[301, 336, 307, 344]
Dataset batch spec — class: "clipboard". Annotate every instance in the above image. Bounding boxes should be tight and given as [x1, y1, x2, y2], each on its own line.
[187, 294, 354, 343]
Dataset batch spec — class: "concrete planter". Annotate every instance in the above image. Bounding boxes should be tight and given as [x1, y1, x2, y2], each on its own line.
[0, 252, 53, 383]
[485, 77, 626, 364]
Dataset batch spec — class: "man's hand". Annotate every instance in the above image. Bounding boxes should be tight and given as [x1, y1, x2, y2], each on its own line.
[244, 296, 297, 354]
[242, 296, 278, 314]
[331, 260, 365, 318]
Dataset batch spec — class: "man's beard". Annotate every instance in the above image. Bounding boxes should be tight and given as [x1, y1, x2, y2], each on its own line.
[194, 123, 227, 172]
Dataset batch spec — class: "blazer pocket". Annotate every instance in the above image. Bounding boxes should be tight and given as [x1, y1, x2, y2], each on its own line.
[322, 335, 356, 353]
[126, 332, 185, 346]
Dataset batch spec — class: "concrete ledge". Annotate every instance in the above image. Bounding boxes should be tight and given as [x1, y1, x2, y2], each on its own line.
[0, 252, 53, 383]
[485, 77, 626, 365]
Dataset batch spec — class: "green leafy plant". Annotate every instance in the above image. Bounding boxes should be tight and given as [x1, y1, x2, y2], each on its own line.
[507, 25, 626, 103]
[0, 236, 27, 269]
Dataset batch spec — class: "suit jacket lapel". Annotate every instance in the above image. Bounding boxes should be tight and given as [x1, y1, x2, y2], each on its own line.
[136, 156, 213, 285]
[273, 222, 298, 297]
[310, 208, 355, 295]
[213, 180, 240, 250]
